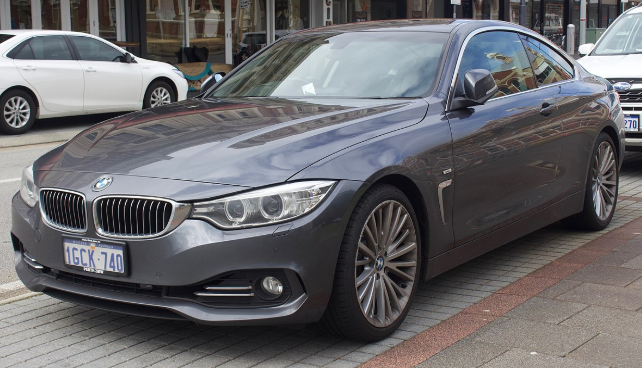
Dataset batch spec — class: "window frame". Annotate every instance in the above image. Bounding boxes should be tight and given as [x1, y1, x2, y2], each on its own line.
[67, 35, 126, 63]
[518, 33, 575, 87]
[447, 26, 579, 112]
[454, 30, 538, 100]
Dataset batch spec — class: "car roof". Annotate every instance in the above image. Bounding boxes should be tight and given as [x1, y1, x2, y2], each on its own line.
[296, 19, 522, 35]
[0, 30, 96, 37]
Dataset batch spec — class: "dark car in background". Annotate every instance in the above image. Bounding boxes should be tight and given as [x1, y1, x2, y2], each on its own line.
[11, 19, 623, 341]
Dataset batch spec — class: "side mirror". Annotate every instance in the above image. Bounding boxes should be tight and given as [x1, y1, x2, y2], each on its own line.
[201, 72, 226, 91]
[578, 43, 595, 55]
[123, 53, 136, 63]
[451, 69, 498, 110]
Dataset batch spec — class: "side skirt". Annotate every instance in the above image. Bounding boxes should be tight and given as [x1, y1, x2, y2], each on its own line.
[423, 190, 585, 281]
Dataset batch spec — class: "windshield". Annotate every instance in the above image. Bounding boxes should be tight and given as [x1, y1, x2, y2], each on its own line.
[208, 31, 448, 99]
[0, 35, 15, 44]
[593, 13, 642, 55]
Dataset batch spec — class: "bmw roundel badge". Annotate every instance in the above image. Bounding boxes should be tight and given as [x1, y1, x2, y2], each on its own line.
[92, 176, 113, 192]
[613, 82, 632, 91]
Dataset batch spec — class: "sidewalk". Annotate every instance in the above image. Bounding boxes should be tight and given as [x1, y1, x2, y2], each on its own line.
[365, 211, 642, 368]
[0, 154, 640, 368]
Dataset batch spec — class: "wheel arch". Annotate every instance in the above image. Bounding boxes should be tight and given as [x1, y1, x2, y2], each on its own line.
[1, 85, 41, 111]
[600, 124, 621, 162]
[145, 77, 178, 101]
[367, 173, 430, 279]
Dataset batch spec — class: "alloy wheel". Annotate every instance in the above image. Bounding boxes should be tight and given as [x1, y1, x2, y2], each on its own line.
[355, 200, 417, 328]
[592, 141, 617, 221]
[149, 87, 172, 107]
[3, 96, 31, 129]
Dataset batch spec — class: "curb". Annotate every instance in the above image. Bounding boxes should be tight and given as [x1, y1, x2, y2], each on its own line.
[361, 215, 642, 368]
[0, 292, 41, 306]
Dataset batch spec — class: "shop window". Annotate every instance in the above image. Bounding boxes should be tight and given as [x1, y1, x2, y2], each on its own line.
[70, 36, 125, 62]
[457, 31, 536, 99]
[10, 0, 32, 29]
[519, 34, 573, 85]
[41, 0, 62, 30]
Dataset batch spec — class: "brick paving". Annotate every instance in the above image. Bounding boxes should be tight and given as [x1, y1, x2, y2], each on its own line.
[1, 152, 642, 367]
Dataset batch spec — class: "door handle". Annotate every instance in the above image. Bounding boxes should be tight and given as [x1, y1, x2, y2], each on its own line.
[21, 66, 36, 71]
[540, 102, 557, 117]
[85, 68, 96, 73]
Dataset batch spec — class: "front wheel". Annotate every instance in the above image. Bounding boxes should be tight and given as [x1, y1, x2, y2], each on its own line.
[321, 184, 421, 341]
[562, 132, 619, 230]
[143, 81, 175, 109]
[0, 90, 36, 135]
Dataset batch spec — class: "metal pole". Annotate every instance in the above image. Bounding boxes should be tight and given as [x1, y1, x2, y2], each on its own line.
[567, 24, 576, 55]
[453, 5, 456, 18]
[579, 0, 587, 45]
[519, 0, 526, 26]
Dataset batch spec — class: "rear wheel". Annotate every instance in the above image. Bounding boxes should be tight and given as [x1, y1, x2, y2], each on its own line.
[562, 132, 618, 230]
[0, 90, 36, 135]
[321, 184, 421, 341]
[143, 81, 175, 109]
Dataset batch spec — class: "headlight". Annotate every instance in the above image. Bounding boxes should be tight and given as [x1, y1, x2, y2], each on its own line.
[191, 181, 336, 229]
[19, 165, 39, 208]
[172, 68, 185, 79]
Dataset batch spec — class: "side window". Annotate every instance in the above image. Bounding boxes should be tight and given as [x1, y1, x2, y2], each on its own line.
[70, 37, 124, 62]
[13, 43, 35, 60]
[519, 35, 574, 85]
[27, 36, 73, 60]
[457, 31, 536, 98]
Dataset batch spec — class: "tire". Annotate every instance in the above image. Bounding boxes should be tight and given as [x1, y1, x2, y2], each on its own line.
[143, 81, 175, 109]
[562, 132, 619, 231]
[0, 90, 36, 135]
[321, 184, 422, 341]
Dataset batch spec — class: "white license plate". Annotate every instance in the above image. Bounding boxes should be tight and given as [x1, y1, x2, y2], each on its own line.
[625, 114, 640, 132]
[63, 237, 125, 275]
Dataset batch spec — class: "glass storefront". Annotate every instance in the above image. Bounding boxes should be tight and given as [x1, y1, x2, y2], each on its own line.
[471, 0, 499, 19]
[233, 0, 266, 64]
[600, 0, 616, 27]
[509, 0, 533, 28]
[542, 0, 564, 46]
[70, 0, 89, 33]
[146, 0, 186, 63]
[41, 0, 62, 30]
[330, 0, 424, 23]
[624, 0, 640, 11]
[188, 0, 226, 64]
[10, 0, 32, 29]
[98, 0, 118, 40]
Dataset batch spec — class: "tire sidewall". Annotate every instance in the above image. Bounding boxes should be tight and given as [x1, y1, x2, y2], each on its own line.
[144, 81, 176, 109]
[584, 133, 619, 229]
[339, 184, 422, 340]
[0, 90, 36, 135]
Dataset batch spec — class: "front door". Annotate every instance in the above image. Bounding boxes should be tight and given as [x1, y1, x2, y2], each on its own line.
[68, 35, 143, 111]
[448, 30, 564, 246]
[12, 35, 84, 112]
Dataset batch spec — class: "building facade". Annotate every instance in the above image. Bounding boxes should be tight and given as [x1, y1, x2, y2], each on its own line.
[0, 0, 638, 67]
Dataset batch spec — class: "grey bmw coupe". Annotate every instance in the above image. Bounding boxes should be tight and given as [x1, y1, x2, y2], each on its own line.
[12, 19, 624, 341]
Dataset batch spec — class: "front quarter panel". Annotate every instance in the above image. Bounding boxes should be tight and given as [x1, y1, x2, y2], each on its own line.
[291, 98, 455, 261]
[138, 59, 189, 102]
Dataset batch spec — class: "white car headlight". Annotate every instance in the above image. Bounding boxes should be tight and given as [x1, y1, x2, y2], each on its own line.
[20, 165, 39, 208]
[172, 68, 185, 79]
[192, 181, 336, 229]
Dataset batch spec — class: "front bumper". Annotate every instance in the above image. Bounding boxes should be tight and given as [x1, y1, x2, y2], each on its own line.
[11, 179, 365, 325]
[622, 104, 642, 150]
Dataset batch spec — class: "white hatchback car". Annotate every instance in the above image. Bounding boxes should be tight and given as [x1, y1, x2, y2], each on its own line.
[577, 4, 642, 150]
[0, 30, 188, 134]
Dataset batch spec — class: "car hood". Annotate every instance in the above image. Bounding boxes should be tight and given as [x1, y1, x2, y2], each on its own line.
[578, 54, 642, 79]
[35, 97, 428, 188]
